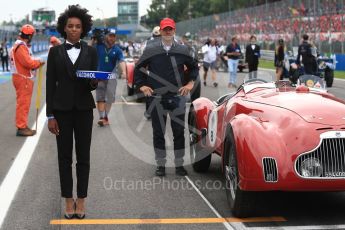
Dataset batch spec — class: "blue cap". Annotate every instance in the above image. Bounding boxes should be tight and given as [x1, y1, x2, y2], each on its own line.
[105, 28, 116, 35]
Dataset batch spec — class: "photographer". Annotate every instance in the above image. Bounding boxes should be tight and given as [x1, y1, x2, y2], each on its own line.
[92, 28, 126, 126]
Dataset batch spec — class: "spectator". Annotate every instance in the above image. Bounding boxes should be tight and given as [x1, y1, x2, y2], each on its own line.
[0, 40, 9, 71]
[226, 36, 242, 88]
[202, 38, 219, 87]
[274, 38, 285, 81]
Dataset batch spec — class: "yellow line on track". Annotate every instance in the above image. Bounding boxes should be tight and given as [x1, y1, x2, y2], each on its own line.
[51, 216, 286, 225]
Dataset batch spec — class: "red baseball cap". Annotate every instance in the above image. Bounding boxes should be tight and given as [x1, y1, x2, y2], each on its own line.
[160, 18, 176, 30]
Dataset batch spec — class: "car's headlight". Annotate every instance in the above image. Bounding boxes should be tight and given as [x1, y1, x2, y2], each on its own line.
[300, 157, 323, 177]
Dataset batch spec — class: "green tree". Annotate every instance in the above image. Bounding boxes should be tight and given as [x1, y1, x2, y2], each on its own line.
[143, 0, 280, 28]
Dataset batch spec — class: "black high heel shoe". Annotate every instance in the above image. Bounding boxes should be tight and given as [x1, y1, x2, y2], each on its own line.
[75, 200, 85, 219]
[64, 202, 75, 219]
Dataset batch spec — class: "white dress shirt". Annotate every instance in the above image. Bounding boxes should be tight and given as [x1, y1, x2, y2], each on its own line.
[66, 40, 81, 64]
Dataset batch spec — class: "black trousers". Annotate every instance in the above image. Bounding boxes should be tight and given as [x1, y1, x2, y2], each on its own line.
[248, 62, 258, 79]
[303, 61, 317, 75]
[54, 109, 93, 198]
[150, 96, 186, 167]
[1, 56, 8, 71]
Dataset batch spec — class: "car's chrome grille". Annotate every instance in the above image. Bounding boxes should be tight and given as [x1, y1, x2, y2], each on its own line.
[296, 138, 345, 179]
[262, 158, 278, 182]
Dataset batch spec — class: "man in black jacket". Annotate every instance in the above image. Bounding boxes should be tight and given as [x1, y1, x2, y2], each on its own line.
[245, 35, 260, 79]
[134, 18, 198, 177]
[296, 34, 317, 75]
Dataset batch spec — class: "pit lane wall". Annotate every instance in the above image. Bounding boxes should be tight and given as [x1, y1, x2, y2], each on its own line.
[334, 54, 345, 71]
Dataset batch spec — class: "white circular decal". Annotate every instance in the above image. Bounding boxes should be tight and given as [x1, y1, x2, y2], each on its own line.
[208, 110, 218, 147]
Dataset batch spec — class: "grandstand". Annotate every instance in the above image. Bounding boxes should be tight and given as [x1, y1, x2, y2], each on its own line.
[176, 0, 345, 54]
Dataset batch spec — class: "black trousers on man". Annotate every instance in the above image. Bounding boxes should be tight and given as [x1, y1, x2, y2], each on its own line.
[303, 60, 317, 75]
[54, 109, 93, 198]
[150, 95, 186, 167]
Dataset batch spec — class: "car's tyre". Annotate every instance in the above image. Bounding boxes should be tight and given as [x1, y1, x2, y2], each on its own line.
[127, 85, 134, 96]
[223, 128, 256, 217]
[325, 68, 334, 87]
[188, 107, 211, 172]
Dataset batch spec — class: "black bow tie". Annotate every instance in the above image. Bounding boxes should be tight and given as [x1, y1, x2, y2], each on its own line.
[65, 42, 81, 50]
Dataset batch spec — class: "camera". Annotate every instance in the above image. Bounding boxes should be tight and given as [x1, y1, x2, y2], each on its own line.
[91, 28, 105, 44]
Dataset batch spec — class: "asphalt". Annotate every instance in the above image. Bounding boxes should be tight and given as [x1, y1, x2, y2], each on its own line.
[1, 65, 345, 230]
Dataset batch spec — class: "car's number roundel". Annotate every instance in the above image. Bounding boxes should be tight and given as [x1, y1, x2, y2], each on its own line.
[208, 110, 218, 147]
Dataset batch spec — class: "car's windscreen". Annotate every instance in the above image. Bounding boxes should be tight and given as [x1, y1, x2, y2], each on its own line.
[241, 72, 276, 93]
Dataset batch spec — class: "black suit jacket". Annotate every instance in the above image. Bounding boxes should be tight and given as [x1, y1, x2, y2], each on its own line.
[46, 41, 98, 116]
[245, 44, 260, 65]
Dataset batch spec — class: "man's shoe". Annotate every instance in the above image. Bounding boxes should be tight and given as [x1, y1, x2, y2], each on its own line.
[97, 118, 104, 127]
[16, 127, 36, 136]
[144, 111, 151, 120]
[155, 166, 166, 177]
[175, 166, 188, 176]
[103, 117, 109, 126]
[203, 81, 206, 86]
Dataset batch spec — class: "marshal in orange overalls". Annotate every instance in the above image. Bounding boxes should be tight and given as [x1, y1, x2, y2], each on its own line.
[11, 29, 41, 130]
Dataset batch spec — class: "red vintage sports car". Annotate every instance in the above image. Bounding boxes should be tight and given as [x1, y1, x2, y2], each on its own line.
[188, 74, 345, 217]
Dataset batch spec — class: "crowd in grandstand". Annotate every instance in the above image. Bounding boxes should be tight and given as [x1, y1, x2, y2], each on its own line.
[191, 0, 344, 46]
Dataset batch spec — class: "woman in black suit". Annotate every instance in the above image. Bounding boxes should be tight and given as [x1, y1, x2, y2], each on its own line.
[245, 35, 261, 79]
[46, 5, 98, 219]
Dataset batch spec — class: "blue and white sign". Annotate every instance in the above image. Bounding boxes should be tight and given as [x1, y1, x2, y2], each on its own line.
[76, 71, 116, 80]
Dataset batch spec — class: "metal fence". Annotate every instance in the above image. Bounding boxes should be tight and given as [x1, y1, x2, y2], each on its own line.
[176, 0, 345, 54]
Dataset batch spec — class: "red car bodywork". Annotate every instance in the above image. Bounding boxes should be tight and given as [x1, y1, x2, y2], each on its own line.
[191, 83, 345, 191]
[126, 60, 135, 94]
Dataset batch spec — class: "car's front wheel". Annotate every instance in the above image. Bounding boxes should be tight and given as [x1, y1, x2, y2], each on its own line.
[188, 107, 211, 172]
[224, 129, 256, 217]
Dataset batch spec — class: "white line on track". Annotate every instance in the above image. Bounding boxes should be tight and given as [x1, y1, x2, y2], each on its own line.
[185, 176, 238, 230]
[0, 105, 46, 228]
[121, 95, 129, 104]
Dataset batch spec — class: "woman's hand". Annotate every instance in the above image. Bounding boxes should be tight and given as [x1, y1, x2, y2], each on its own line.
[48, 119, 59, 135]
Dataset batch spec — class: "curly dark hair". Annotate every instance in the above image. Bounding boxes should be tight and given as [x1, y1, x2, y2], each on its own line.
[57, 5, 93, 39]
